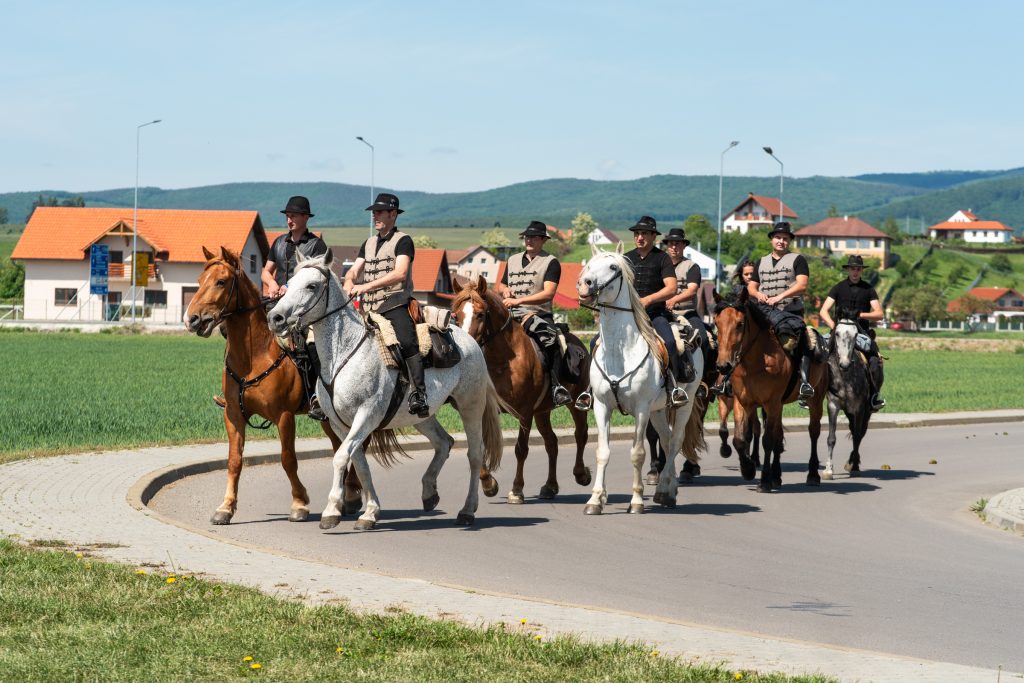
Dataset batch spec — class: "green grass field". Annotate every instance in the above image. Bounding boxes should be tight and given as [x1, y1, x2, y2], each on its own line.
[1, 330, 1022, 463]
[0, 539, 822, 683]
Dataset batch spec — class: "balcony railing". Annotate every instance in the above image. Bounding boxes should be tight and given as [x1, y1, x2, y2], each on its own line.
[108, 263, 158, 280]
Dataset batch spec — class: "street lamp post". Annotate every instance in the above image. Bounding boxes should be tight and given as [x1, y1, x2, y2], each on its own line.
[356, 136, 374, 237]
[762, 146, 784, 226]
[131, 119, 161, 325]
[716, 140, 739, 290]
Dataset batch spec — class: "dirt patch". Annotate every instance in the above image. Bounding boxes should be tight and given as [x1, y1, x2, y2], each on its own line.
[879, 336, 1024, 353]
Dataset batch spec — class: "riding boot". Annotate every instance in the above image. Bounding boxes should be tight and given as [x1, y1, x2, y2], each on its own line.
[868, 355, 886, 411]
[405, 353, 430, 418]
[545, 345, 572, 406]
[303, 343, 328, 421]
[797, 353, 814, 409]
[678, 346, 697, 384]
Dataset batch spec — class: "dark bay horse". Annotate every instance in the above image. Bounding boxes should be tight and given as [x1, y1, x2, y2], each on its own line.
[184, 246, 356, 524]
[713, 288, 826, 492]
[452, 276, 592, 503]
[715, 394, 761, 464]
[823, 308, 874, 479]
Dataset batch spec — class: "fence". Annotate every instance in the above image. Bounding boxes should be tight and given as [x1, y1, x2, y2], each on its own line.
[917, 319, 1024, 333]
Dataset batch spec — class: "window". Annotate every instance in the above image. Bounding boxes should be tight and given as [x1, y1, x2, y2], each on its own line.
[55, 288, 78, 305]
[144, 290, 168, 308]
[846, 239, 857, 248]
[109, 250, 123, 264]
[249, 254, 257, 274]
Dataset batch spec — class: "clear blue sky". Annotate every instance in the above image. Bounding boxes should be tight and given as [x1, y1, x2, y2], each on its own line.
[3, 0, 1022, 194]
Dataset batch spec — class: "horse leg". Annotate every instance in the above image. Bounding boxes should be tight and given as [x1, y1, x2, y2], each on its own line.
[276, 414, 311, 522]
[508, 418, 531, 504]
[644, 420, 664, 486]
[320, 420, 378, 530]
[846, 408, 864, 476]
[752, 409, 763, 468]
[806, 393, 822, 487]
[650, 410, 677, 507]
[584, 402, 612, 515]
[569, 404, 592, 487]
[627, 410, 648, 514]
[455, 396, 489, 527]
[718, 398, 733, 458]
[824, 397, 839, 480]
[211, 410, 245, 525]
[535, 411, 562, 499]
[321, 422, 361, 516]
[759, 407, 784, 492]
[412, 417, 454, 511]
[733, 403, 756, 481]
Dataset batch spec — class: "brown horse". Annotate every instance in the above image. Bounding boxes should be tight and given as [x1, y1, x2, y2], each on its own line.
[715, 394, 761, 464]
[712, 288, 825, 492]
[451, 276, 592, 503]
[184, 246, 358, 524]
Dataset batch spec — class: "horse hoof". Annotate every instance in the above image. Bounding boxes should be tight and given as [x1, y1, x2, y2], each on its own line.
[645, 472, 659, 486]
[678, 470, 693, 483]
[806, 477, 821, 487]
[538, 485, 557, 500]
[342, 499, 362, 516]
[848, 469, 861, 478]
[772, 479, 783, 489]
[583, 504, 603, 515]
[455, 513, 475, 526]
[210, 511, 233, 525]
[653, 492, 664, 505]
[822, 471, 834, 481]
[423, 493, 440, 511]
[659, 496, 676, 509]
[319, 516, 341, 529]
[482, 476, 499, 498]
[720, 445, 732, 458]
[575, 467, 592, 487]
[353, 518, 376, 531]
[691, 463, 702, 477]
[757, 485, 772, 493]
[288, 508, 310, 522]
[628, 503, 645, 514]
[507, 492, 525, 505]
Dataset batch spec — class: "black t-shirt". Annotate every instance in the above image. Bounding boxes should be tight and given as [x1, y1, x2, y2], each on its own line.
[624, 247, 675, 316]
[500, 257, 561, 286]
[357, 230, 415, 261]
[827, 279, 879, 322]
[268, 230, 329, 286]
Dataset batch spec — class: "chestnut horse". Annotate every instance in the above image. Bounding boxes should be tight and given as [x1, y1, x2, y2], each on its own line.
[184, 246, 357, 524]
[451, 276, 592, 503]
[713, 288, 825, 492]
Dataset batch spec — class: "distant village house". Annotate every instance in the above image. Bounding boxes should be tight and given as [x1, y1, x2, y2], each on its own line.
[794, 216, 892, 270]
[723, 193, 798, 235]
[928, 210, 1014, 244]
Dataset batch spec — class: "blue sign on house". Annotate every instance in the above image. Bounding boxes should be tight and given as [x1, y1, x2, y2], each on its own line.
[90, 244, 109, 296]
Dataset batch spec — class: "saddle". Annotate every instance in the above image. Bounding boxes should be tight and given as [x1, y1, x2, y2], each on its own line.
[367, 308, 461, 370]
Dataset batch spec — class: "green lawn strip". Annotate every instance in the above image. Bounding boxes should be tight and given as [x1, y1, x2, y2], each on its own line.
[0, 540, 825, 683]
[2, 332, 1022, 463]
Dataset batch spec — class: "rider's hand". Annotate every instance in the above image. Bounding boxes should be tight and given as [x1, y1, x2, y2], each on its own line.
[502, 297, 518, 309]
[267, 283, 281, 298]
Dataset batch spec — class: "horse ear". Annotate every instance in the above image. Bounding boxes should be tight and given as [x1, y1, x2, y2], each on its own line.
[323, 248, 333, 265]
[452, 275, 465, 294]
[219, 246, 239, 267]
[713, 290, 722, 304]
[590, 242, 601, 259]
[615, 241, 624, 255]
[476, 274, 488, 292]
[202, 246, 216, 260]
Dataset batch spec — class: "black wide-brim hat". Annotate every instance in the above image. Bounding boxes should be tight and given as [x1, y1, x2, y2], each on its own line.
[281, 195, 314, 217]
[518, 220, 550, 238]
[661, 227, 690, 246]
[767, 221, 795, 238]
[365, 192, 404, 214]
[842, 254, 866, 269]
[629, 215, 660, 234]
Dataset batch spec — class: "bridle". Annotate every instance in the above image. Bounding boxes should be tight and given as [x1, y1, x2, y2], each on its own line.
[469, 291, 513, 346]
[579, 261, 631, 313]
[717, 301, 757, 378]
[202, 259, 273, 323]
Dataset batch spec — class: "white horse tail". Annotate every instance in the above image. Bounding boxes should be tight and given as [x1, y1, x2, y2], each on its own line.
[481, 379, 504, 472]
[680, 392, 708, 465]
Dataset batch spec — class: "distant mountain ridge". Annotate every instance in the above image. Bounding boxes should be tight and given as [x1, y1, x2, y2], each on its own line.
[2, 168, 1022, 233]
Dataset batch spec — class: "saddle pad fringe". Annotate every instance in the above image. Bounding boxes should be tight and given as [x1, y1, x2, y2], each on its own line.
[366, 310, 433, 363]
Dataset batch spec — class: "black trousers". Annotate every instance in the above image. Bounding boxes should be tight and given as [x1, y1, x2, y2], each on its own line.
[382, 306, 419, 359]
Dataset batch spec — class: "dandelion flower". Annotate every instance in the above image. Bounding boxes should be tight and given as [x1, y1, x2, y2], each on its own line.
[75, 552, 83, 558]
[520, 618, 527, 625]
[534, 635, 542, 641]
[243, 656, 253, 662]
[650, 650, 659, 657]
[166, 577, 176, 584]
[250, 662, 262, 670]
[135, 569, 147, 575]
[335, 647, 344, 654]
[734, 673, 743, 680]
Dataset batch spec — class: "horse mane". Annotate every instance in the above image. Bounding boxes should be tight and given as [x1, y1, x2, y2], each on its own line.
[600, 251, 664, 360]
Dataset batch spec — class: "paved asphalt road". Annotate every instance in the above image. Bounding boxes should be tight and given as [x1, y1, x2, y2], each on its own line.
[151, 421, 1024, 674]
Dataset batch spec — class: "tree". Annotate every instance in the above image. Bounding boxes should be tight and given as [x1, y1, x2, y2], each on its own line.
[890, 284, 947, 328]
[950, 294, 995, 330]
[413, 234, 438, 249]
[480, 228, 510, 248]
[990, 253, 1012, 273]
[880, 217, 902, 244]
[0, 259, 24, 299]
[827, 205, 839, 218]
[806, 258, 843, 310]
[0, 207, 7, 224]
[682, 214, 715, 250]
[570, 212, 597, 246]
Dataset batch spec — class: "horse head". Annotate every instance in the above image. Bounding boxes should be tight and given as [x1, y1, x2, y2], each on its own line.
[712, 287, 751, 376]
[832, 305, 861, 370]
[184, 246, 254, 337]
[577, 248, 632, 308]
[451, 274, 503, 342]
[267, 250, 338, 337]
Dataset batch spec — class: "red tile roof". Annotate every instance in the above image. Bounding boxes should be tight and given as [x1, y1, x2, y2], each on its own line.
[960, 210, 978, 221]
[967, 287, 1022, 302]
[411, 248, 451, 292]
[795, 216, 890, 239]
[12, 207, 267, 262]
[929, 220, 1012, 232]
[729, 193, 797, 219]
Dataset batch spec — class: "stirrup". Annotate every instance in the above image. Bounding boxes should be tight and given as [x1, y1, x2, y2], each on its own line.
[551, 384, 572, 407]
[670, 385, 689, 407]
[574, 390, 593, 412]
[307, 395, 328, 422]
[871, 394, 886, 411]
[798, 382, 814, 399]
[695, 382, 708, 401]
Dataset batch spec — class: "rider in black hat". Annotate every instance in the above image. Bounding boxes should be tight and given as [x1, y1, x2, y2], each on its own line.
[818, 254, 886, 410]
[662, 226, 709, 397]
[343, 192, 429, 418]
[259, 195, 330, 420]
[747, 221, 816, 407]
[622, 216, 690, 406]
[496, 220, 572, 406]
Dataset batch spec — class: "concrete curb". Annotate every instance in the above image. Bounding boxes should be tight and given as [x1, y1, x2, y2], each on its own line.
[984, 488, 1024, 534]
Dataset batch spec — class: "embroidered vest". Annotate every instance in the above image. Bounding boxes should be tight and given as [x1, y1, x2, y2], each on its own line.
[757, 252, 803, 311]
[672, 259, 697, 314]
[506, 251, 555, 316]
[360, 230, 413, 313]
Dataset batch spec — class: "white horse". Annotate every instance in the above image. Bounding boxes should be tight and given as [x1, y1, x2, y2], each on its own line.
[267, 251, 503, 530]
[575, 244, 704, 514]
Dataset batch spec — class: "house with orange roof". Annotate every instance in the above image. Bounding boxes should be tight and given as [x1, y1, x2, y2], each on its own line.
[451, 245, 501, 282]
[12, 207, 270, 322]
[723, 193, 798, 235]
[794, 215, 892, 269]
[947, 287, 1024, 323]
[410, 248, 454, 306]
[928, 209, 1015, 244]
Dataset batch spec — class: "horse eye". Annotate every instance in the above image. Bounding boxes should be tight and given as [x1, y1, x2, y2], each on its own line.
[215, 279, 226, 287]
[306, 283, 317, 291]
[610, 264, 619, 272]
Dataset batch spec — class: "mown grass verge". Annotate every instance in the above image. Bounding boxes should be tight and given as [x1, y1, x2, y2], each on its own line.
[2, 330, 1022, 463]
[0, 539, 828, 683]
